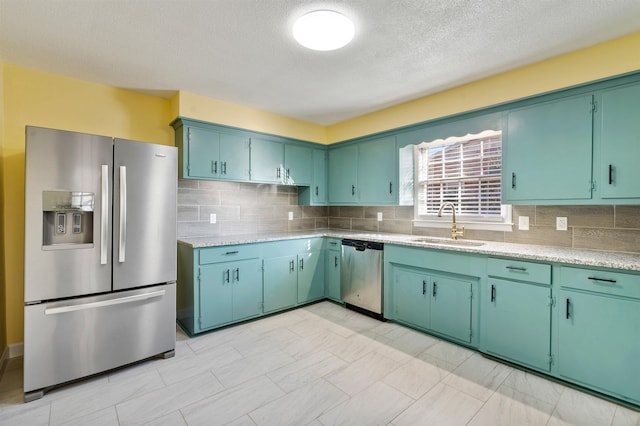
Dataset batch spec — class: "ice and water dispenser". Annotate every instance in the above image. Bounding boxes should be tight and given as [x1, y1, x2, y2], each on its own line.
[42, 191, 94, 248]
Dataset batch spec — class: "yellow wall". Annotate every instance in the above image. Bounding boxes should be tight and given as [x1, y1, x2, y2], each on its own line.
[0, 57, 6, 353]
[175, 91, 328, 144]
[1, 64, 173, 345]
[327, 32, 640, 142]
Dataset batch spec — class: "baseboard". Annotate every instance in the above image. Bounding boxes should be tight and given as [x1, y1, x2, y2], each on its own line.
[9, 342, 24, 358]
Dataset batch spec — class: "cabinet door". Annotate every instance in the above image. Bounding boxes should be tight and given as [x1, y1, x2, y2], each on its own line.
[219, 132, 250, 181]
[357, 136, 397, 204]
[504, 95, 593, 202]
[312, 149, 328, 204]
[251, 138, 284, 183]
[187, 126, 220, 179]
[199, 263, 233, 329]
[325, 249, 341, 301]
[285, 144, 312, 186]
[430, 276, 472, 343]
[297, 250, 325, 303]
[328, 145, 358, 203]
[231, 259, 263, 321]
[263, 255, 297, 313]
[393, 267, 430, 330]
[485, 279, 551, 371]
[558, 290, 640, 403]
[599, 83, 640, 199]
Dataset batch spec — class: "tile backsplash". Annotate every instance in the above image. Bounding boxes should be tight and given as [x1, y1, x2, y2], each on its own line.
[178, 180, 640, 253]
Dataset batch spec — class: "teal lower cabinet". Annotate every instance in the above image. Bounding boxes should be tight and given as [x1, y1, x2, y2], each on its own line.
[556, 266, 640, 406]
[263, 255, 298, 313]
[484, 278, 551, 371]
[297, 249, 325, 303]
[324, 238, 341, 301]
[385, 245, 481, 346]
[485, 258, 552, 371]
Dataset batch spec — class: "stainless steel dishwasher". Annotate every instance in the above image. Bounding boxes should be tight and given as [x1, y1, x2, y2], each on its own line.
[341, 239, 384, 319]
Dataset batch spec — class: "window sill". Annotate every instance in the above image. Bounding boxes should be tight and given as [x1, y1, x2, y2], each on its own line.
[413, 219, 513, 232]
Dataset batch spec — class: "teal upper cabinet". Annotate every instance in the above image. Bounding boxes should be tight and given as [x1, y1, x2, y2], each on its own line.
[250, 137, 284, 183]
[597, 82, 640, 199]
[503, 94, 594, 203]
[357, 136, 397, 204]
[284, 144, 312, 186]
[176, 124, 250, 181]
[328, 144, 358, 203]
[328, 136, 397, 205]
[299, 148, 328, 206]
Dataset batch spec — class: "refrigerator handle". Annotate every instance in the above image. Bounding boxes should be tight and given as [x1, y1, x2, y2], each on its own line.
[44, 289, 166, 315]
[118, 166, 127, 263]
[100, 165, 109, 265]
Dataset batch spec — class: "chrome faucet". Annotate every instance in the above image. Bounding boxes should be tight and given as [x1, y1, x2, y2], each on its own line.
[437, 202, 465, 240]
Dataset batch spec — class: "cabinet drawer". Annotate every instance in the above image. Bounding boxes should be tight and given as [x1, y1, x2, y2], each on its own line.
[198, 245, 261, 264]
[262, 238, 323, 257]
[560, 266, 640, 299]
[324, 238, 341, 250]
[488, 258, 551, 285]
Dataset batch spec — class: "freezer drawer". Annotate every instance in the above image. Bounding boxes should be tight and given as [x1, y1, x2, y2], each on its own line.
[24, 283, 176, 395]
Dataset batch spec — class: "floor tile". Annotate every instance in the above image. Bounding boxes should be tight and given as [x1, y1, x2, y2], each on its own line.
[468, 385, 554, 425]
[547, 387, 618, 426]
[383, 357, 448, 399]
[391, 382, 484, 425]
[57, 406, 119, 426]
[0, 401, 51, 426]
[142, 410, 187, 426]
[267, 350, 347, 393]
[318, 381, 414, 425]
[501, 369, 565, 406]
[443, 353, 512, 401]
[116, 371, 224, 425]
[249, 378, 348, 426]
[156, 344, 243, 385]
[612, 406, 640, 426]
[325, 350, 401, 396]
[181, 376, 284, 426]
[419, 339, 474, 368]
[212, 349, 295, 388]
[325, 332, 384, 363]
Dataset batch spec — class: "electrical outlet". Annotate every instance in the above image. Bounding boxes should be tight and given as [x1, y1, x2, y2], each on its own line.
[556, 217, 568, 231]
[518, 216, 529, 231]
[288, 211, 293, 220]
[377, 212, 383, 222]
[209, 213, 216, 224]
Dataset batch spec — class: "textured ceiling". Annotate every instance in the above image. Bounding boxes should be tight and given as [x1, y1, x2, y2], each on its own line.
[1, 0, 639, 125]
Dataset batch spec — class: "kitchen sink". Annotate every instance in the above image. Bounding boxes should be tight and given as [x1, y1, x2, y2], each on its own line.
[410, 237, 485, 247]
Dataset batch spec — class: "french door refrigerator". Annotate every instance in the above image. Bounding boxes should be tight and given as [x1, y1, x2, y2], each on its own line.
[23, 126, 177, 401]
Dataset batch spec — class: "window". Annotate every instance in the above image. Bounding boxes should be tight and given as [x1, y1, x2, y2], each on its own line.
[414, 130, 511, 229]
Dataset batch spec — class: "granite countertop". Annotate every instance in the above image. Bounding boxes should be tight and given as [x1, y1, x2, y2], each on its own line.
[178, 230, 640, 272]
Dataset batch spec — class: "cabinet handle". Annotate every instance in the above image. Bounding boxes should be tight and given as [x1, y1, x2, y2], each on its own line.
[422, 280, 426, 295]
[289, 259, 295, 272]
[287, 168, 290, 179]
[511, 172, 516, 189]
[588, 276, 617, 284]
[329, 242, 337, 246]
[225, 251, 239, 255]
[352, 185, 355, 196]
[490, 284, 496, 302]
[432, 281, 437, 297]
[299, 258, 304, 271]
[223, 161, 227, 175]
[315, 186, 319, 196]
[212, 161, 217, 174]
[277, 167, 281, 179]
[608, 164, 613, 185]
[234, 268, 240, 282]
[334, 255, 338, 268]
[505, 266, 527, 272]
[389, 181, 393, 194]
[565, 298, 570, 319]
[224, 269, 230, 284]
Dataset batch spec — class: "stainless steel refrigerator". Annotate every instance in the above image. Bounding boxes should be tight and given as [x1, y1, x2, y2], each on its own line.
[23, 126, 177, 402]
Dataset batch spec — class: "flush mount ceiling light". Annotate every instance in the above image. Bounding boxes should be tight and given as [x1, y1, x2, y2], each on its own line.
[293, 10, 355, 51]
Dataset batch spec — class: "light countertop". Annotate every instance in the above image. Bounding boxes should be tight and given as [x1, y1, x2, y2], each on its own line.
[178, 230, 640, 272]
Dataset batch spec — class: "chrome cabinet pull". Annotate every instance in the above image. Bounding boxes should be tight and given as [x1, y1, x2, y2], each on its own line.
[315, 186, 319, 196]
[511, 172, 516, 189]
[223, 161, 227, 175]
[100, 165, 109, 265]
[299, 258, 304, 271]
[225, 251, 239, 255]
[118, 166, 127, 263]
[289, 259, 295, 272]
[351, 184, 355, 196]
[234, 268, 240, 282]
[432, 281, 437, 297]
[422, 280, 426, 295]
[224, 269, 230, 283]
[334, 255, 338, 268]
[212, 160, 217, 174]
[389, 181, 392, 194]
[506, 266, 527, 272]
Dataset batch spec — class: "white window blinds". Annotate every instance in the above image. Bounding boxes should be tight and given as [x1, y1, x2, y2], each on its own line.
[417, 130, 503, 219]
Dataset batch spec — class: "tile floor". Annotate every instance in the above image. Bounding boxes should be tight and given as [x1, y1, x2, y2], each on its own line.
[1, 301, 639, 425]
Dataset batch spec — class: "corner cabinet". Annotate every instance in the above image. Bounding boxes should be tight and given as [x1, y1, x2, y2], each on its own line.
[503, 94, 594, 203]
[173, 121, 250, 181]
[298, 148, 328, 206]
[485, 258, 552, 372]
[324, 238, 341, 301]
